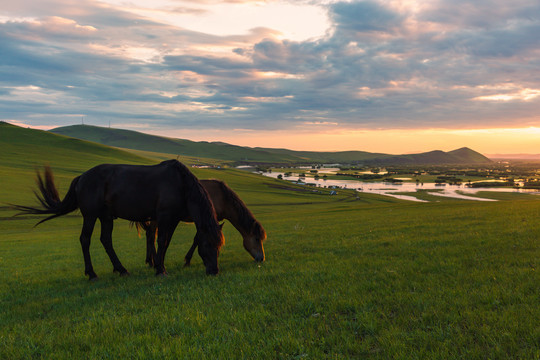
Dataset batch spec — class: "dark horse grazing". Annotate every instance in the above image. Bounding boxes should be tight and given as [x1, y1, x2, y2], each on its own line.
[13, 160, 225, 279]
[137, 179, 266, 267]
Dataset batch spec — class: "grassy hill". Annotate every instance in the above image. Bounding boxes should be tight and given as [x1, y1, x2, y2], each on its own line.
[448, 147, 491, 163]
[50, 124, 492, 165]
[0, 122, 149, 170]
[253, 148, 391, 163]
[362, 147, 493, 165]
[0, 122, 153, 204]
[50, 125, 307, 164]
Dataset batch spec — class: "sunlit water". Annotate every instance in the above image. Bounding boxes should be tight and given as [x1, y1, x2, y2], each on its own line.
[258, 172, 540, 202]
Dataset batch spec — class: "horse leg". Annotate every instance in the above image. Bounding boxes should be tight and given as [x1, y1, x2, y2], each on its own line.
[145, 222, 157, 268]
[154, 219, 178, 276]
[183, 237, 198, 267]
[80, 216, 98, 280]
[99, 217, 129, 276]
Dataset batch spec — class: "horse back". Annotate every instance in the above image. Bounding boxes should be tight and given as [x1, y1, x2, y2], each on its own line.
[77, 162, 187, 221]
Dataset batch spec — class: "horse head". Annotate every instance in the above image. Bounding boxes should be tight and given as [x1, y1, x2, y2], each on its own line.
[243, 221, 266, 262]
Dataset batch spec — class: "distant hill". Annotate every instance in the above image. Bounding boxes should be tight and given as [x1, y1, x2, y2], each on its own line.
[362, 148, 493, 165]
[252, 148, 390, 163]
[50, 124, 492, 165]
[51, 125, 307, 163]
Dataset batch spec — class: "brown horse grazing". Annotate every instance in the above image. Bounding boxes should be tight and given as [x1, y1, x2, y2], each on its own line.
[13, 160, 225, 279]
[138, 179, 266, 267]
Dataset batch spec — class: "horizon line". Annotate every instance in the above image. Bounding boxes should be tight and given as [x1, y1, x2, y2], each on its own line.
[4, 120, 540, 157]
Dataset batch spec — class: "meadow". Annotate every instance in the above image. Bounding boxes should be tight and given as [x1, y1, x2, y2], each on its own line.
[1, 123, 539, 359]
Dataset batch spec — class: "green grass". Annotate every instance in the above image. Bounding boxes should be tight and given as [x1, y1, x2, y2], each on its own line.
[2, 197, 539, 359]
[456, 190, 540, 201]
[0, 122, 150, 205]
[1, 124, 539, 359]
[390, 189, 456, 202]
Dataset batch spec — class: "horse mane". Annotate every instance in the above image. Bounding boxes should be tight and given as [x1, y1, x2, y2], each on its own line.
[214, 179, 266, 242]
[168, 160, 224, 249]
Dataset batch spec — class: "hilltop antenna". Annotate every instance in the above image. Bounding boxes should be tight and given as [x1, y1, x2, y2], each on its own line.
[108, 120, 111, 128]
[81, 116, 84, 125]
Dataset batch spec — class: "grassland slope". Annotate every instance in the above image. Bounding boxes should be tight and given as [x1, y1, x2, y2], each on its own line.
[0, 122, 152, 204]
[1, 122, 149, 170]
[50, 125, 306, 163]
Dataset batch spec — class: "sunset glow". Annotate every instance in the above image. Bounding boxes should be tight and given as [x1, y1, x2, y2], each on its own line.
[132, 126, 540, 155]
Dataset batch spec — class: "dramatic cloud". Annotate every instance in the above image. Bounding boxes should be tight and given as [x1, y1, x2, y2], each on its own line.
[1, 0, 540, 138]
[331, 1, 405, 33]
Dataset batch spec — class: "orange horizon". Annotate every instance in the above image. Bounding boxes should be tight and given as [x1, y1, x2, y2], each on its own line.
[144, 126, 540, 156]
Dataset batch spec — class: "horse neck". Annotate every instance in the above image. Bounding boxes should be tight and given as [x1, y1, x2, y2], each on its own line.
[174, 163, 218, 231]
[222, 201, 256, 239]
[187, 197, 216, 230]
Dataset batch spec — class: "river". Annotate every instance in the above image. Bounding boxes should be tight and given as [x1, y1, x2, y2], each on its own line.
[258, 171, 539, 202]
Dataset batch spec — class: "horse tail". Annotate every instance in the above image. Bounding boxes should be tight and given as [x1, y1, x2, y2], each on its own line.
[12, 166, 80, 226]
[131, 221, 151, 238]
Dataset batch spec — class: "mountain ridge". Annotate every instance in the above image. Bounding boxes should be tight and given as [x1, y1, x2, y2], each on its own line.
[49, 124, 492, 165]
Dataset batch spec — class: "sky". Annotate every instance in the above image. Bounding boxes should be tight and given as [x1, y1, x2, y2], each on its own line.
[1, 0, 540, 155]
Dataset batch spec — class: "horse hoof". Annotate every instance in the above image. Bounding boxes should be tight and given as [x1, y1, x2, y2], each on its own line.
[89, 276, 99, 282]
[114, 267, 129, 274]
[156, 272, 168, 278]
[120, 271, 130, 277]
[183, 261, 191, 268]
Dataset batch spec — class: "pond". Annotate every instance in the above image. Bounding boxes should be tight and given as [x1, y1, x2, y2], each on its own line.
[258, 171, 540, 202]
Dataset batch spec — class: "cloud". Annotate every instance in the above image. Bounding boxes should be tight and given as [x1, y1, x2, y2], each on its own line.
[0, 0, 540, 134]
[330, 1, 404, 33]
[420, 0, 540, 29]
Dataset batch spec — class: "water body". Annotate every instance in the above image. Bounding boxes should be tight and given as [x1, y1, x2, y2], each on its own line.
[259, 172, 539, 202]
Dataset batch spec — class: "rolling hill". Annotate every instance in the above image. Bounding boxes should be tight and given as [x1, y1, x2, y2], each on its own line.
[360, 148, 493, 165]
[0, 122, 153, 204]
[50, 125, 306, 163]
[0, 122, 149, 170]
[50, 124, 492, 165]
